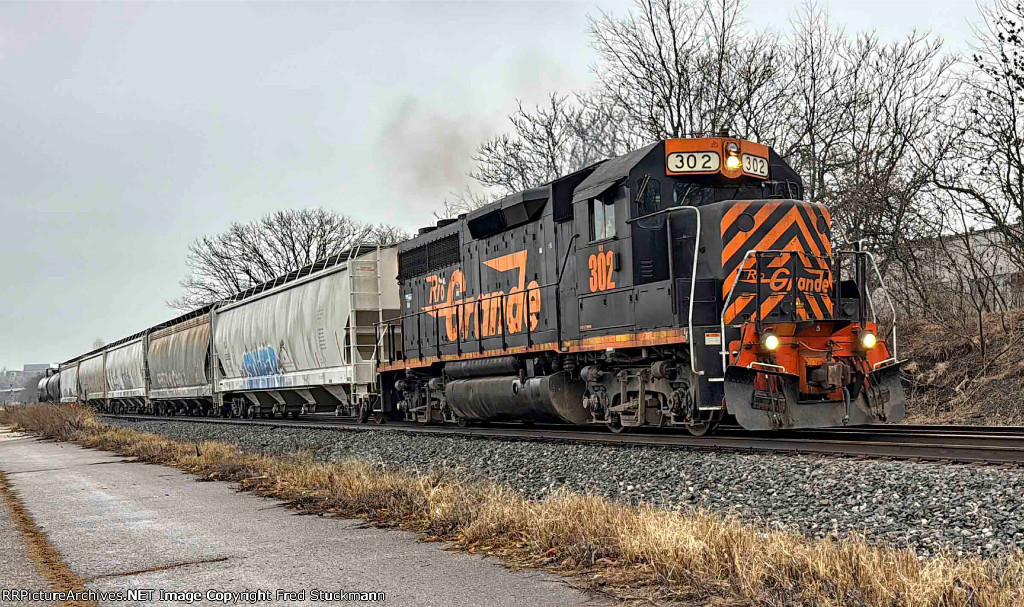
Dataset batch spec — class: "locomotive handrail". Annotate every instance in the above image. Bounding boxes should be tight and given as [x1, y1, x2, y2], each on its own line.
[872, 357, 898, 369]
[862, 250, 898, 361]
[555, 234, 578, 351]
[627, 205, 702, 376]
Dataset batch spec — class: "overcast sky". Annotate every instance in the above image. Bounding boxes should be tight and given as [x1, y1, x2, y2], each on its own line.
[0, 0, 980, 370]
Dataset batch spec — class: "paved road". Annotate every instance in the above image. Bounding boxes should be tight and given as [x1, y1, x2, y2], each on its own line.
[0, 430, 55, 607]
[0, 429, 608, 606]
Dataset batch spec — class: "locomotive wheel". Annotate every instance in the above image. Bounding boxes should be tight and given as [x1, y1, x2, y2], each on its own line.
[455, 416, 469, 428]
[686, 422, 718, 437]
[373, 411, 387, 425]
[606, 416, 630, 434]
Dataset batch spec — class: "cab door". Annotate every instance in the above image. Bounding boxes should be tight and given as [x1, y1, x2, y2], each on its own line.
[575, 183, 633, 333]
[630, 175, 674, 330]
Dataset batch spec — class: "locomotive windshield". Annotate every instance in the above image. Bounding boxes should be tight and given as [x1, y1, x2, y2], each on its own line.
[672, 180, 802, 206]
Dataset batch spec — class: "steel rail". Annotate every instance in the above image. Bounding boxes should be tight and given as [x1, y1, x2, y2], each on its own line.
[101, 414, 1024, 465]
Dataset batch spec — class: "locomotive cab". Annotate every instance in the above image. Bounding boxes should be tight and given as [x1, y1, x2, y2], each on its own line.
[567, 136, 904, 431]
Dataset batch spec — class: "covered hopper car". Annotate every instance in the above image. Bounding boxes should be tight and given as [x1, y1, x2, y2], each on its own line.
[54, 137, 904, 433]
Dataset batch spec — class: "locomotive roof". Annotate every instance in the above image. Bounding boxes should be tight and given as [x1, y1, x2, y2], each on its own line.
[573, 141, 659, 203]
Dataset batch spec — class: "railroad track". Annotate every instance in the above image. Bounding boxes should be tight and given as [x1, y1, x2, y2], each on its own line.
[100, 413, 1024, 465]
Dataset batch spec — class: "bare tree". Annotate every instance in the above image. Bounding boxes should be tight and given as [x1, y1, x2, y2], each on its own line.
[170, 208, 408, 311]
[472, 0, 952, 248]
[472, 92, 642, 195]
[472, 0, 786, 194]
[889, 190, 1015, 349]
[932, 1, 1024, 270]
[832, 32, 955, 253]
[589, 0, 784, 140]
[774, 2, 850, 201]
[434, 186, 496, 220]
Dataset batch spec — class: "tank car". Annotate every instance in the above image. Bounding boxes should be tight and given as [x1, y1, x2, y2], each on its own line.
[36, 369, 61, 403]
[45, 372, 60, 402]
[376, 136, 905, 433]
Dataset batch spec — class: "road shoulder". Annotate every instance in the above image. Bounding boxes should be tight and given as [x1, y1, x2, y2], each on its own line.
[0, 429, 607, 607]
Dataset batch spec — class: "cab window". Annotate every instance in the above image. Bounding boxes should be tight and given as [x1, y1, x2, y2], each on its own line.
[636, 178, 663, 229]
[589, 195, 616, 241]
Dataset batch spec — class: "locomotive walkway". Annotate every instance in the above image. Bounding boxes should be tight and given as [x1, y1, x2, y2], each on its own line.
[0, 428, 608, 606]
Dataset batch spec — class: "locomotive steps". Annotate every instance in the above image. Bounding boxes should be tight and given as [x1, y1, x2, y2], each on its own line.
[4, 404, 1024, 606]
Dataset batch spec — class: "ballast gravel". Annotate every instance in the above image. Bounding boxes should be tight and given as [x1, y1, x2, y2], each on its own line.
[105, 418, 1024, 558]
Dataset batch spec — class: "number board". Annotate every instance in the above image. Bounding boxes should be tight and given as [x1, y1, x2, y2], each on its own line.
[666, 151, 720, 174]
[741, 154, 768, 177]
[665, 138, 771, 180]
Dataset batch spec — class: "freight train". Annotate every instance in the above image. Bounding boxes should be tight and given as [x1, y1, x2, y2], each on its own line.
[43, 136, 905, 434]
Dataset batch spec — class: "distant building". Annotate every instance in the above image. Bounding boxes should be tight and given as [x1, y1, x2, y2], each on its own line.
[1, 364, 55, 389]
[889, 226, 1024, 313]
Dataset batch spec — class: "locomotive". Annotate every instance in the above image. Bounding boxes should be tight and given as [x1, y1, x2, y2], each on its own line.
[52, 136, 904, 434]
[377, 136, 904, 433]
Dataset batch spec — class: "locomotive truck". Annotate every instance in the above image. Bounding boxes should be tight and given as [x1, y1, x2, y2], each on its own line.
[54, 136, 905, 434]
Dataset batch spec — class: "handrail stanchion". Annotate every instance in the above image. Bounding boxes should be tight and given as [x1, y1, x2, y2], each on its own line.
[456, 300, 462, 356]
[416, 310, 423, 361]
[525, 286, 532, 347]
[755, 253, 762, 334]
[500, 293, 507, 351]
[434, 308, 441, 358]
[555, 234, 578, 351]
[476, 298, 483, 354]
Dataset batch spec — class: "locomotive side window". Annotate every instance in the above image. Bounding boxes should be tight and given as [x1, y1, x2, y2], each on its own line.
[636, 178, 663, 229]
[589, 195, 616, 241]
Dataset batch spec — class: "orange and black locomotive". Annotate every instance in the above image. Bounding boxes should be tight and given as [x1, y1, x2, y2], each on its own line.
[377, 137, 904, 433]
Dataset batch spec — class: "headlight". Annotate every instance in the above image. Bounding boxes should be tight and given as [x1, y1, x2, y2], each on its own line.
[725, 142, 741, 170]
[761, 333, 780, 351]
[861, 331, 877, 349]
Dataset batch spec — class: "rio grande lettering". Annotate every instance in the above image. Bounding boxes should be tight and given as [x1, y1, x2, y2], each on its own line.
[422, 250, 541, 342]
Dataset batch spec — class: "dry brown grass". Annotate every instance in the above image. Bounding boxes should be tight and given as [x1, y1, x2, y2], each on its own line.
[0, 467, 96, 607]
[903, 312, 1024, 425]
[3, 404, 1024, 606]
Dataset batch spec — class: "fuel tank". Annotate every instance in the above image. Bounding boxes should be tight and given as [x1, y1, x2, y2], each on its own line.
[445, 371, 589, 424]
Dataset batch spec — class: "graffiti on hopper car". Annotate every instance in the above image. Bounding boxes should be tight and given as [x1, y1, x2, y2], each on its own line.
[242, 345, 281, 378]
